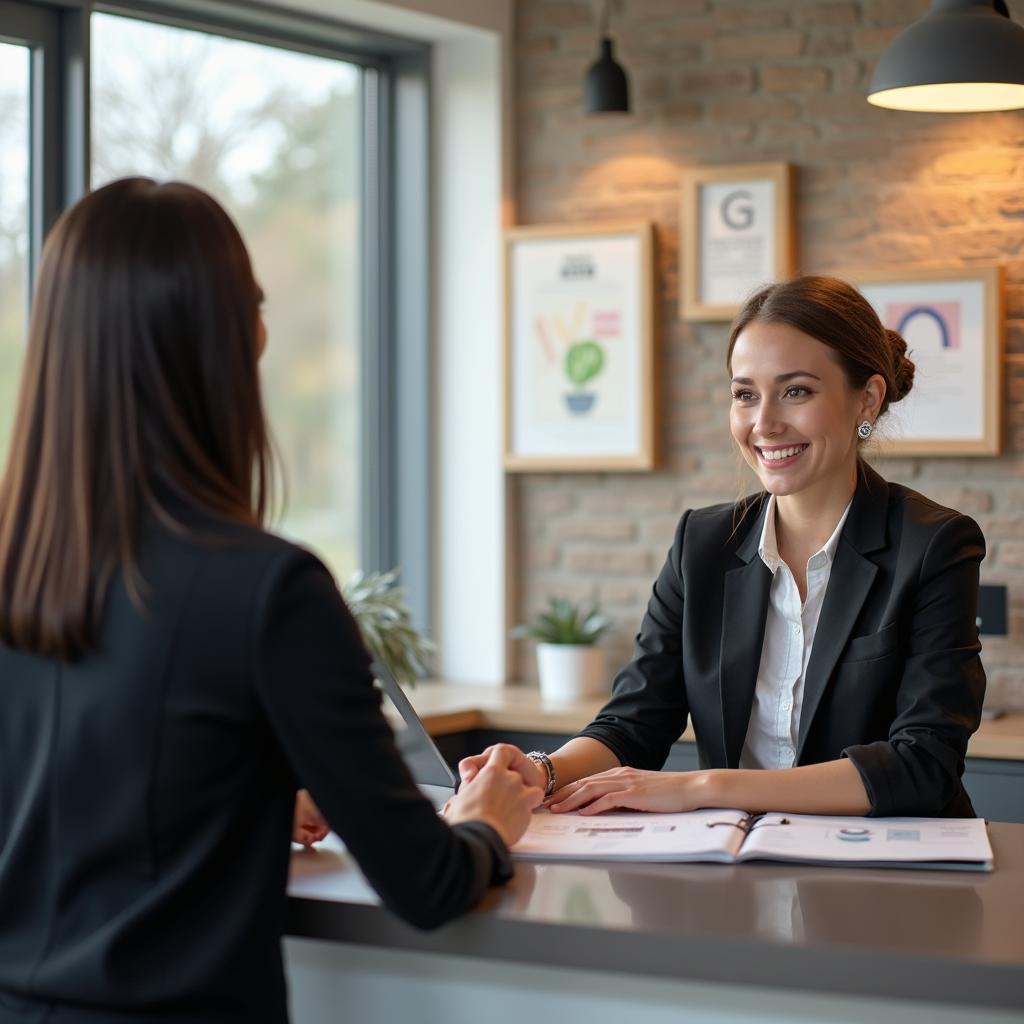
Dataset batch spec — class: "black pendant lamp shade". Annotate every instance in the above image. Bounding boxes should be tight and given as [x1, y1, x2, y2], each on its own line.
[585, 36, 630, 114]
[868, 0, 1024, 113]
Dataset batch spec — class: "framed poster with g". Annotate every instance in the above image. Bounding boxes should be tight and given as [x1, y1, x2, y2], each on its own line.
[503, 222, 655, 472]
[843, 265, 1004, 456]
[680, 162, 795, 322]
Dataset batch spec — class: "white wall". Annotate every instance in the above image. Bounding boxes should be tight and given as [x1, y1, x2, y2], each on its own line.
[274, 0, 513, 683]
[432, 31, 507, 682]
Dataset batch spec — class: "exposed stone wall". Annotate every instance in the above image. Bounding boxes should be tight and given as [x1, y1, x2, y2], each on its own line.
[512, 0, 1024, 710]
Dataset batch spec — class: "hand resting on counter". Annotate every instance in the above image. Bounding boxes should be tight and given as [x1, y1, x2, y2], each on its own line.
[548, 767, 720, 815]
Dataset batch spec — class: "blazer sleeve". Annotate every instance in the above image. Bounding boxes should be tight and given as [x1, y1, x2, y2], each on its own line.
[842, 513, 987, 817]
[574, 511, 691, 770]
[252, 550, 512, 931]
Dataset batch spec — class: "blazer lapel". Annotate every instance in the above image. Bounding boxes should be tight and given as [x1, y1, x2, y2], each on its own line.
[796, 463, 889, 760]
[720, 501, 773, 769]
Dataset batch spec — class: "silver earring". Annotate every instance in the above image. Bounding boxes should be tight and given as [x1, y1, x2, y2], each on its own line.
[857, 420, 873, 440]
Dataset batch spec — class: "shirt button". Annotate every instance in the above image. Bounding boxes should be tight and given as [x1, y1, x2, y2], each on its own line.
[782, 700, 792, 711]
[792, 624, 800, 636]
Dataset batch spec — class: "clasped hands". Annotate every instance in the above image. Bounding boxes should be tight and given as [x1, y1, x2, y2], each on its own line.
[458, 744, 718, 815]
[293, 744, 718, 848]
[292, 745, 546, 848]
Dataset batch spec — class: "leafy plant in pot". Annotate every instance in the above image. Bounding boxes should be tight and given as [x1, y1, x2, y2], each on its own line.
[512, 597, 611, 702]
[341, 569, 435, 687]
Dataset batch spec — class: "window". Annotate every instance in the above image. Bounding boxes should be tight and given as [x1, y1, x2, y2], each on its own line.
[0, 1, 431, 624]
[92, 12, 362, 578]
[0, 41, 30, 467]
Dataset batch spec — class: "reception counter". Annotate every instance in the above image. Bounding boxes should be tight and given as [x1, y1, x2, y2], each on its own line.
[285, 824, 1024, 1024]
[283, 683, 1024, 1023]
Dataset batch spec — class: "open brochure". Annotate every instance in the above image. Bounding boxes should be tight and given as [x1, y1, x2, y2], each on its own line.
[511, 809, 993, 872]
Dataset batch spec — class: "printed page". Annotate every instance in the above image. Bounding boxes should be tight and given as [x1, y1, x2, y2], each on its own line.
[512, 808, 749, 862]
[737, 815, 993, 870]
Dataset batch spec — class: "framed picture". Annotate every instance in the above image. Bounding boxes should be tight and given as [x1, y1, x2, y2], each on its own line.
[504, 222, 655, 472]
[680, 162, 795, 322]
[844, 265, 1004, 456]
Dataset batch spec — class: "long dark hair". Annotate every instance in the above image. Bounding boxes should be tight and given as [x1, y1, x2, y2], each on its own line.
[0, 177, 273, 660]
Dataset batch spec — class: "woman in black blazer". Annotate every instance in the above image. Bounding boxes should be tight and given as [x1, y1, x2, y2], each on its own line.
[462, 275, 986, 820]
[0, 178, 542, 1024]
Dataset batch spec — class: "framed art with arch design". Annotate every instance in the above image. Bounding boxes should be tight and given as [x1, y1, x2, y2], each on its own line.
[842, 265, 1004, 456]
[680, 162, 795, 322]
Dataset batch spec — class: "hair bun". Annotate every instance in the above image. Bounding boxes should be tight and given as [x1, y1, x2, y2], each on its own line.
[884, 328, 915, 403]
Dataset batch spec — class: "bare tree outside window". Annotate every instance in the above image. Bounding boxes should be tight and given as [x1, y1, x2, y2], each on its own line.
[0, 43, 30, 479]
[91, 13, 362, 579]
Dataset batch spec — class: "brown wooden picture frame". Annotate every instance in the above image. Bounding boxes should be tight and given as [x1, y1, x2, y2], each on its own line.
[680, 162, 795, 322]
[503, 222, 655, 472]
[841, 265, 1004, 456]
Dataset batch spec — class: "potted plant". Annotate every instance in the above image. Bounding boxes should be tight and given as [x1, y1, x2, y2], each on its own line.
[341, 569, 435, 687]
[512, 596, 611, 702]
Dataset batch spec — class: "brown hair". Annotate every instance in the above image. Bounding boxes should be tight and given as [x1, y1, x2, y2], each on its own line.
[726, 274, 916, 417]
[0, 177, 273, 660]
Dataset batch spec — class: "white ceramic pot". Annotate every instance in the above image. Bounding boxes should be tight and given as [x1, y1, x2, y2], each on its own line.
[535, 643, 606, 702]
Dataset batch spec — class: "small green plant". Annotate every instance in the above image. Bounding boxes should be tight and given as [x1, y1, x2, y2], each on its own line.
[341, 568, 435, 686]
[565, 340, 604, 388]
[511, 596, 611, 646]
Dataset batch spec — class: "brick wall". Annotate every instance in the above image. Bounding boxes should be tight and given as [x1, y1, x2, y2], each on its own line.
[512, 0, 1024, 710]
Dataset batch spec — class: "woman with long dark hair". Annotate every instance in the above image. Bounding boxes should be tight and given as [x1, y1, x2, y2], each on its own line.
[0, 177, 541, 1023]
[462, 275, 986, 820]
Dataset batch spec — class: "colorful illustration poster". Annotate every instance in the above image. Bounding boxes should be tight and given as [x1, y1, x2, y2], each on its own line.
[509, 231, 647, 463]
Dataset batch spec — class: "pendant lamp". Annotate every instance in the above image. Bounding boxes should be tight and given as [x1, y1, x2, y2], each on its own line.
[584, 0, 630, 115]
[868, 0, 1024, 113]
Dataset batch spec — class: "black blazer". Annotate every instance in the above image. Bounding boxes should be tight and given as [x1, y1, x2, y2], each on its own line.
[0, 513, 508, 1024]
[578, 464, 987, 818]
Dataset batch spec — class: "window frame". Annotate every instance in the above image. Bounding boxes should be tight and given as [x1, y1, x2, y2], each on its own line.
[6, 0, 434, 630]
[0, 0, 70, 298]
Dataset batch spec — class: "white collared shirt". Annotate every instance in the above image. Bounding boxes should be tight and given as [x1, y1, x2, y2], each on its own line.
[738, 496, 853, 771]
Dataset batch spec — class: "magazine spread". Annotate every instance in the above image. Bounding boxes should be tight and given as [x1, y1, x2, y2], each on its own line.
[511, 809, 994, 872]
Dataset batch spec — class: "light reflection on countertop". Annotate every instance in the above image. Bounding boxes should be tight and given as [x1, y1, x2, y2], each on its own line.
[288, 828, 1018, 960]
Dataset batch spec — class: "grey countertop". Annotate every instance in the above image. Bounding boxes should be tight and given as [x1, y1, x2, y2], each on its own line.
[286, 822, 1024, 1012]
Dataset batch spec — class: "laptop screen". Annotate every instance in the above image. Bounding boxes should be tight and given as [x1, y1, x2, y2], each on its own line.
[374, 662, 458, 791]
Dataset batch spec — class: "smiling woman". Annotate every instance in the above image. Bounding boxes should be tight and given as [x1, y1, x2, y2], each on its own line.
[460, 275, 987, 823]
[725, 277, 914, 593]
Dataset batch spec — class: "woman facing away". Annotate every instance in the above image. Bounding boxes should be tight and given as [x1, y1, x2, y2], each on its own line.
[0, 178, 542, 1024]
[462, 275, 987, 820]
